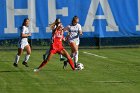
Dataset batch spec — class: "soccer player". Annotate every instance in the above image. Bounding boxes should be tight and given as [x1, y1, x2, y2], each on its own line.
[13, 18, 31, 67]
[63, 16, 83, 69]
[43, 18, 65, 61]
[34, 22, 75, 72]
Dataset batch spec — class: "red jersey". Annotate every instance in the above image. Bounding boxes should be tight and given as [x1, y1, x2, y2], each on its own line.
[52, 29, 64, 43]
[50, 28, 64, 54]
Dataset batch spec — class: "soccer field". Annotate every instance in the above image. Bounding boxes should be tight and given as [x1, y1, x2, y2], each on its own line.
[0, 48, 140, 93]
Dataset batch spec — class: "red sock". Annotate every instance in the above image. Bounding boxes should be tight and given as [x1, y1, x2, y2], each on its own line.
[68, 58, 75, 70]
[38, 60, 48, 69]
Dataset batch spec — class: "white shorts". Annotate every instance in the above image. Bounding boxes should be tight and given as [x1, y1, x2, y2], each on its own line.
[69, 38, 80, 46]
[18, 41, 29, 49]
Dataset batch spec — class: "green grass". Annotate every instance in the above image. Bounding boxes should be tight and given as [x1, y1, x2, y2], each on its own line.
[0, 48, 140, 93]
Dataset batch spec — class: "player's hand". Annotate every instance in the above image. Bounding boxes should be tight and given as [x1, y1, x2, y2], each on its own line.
[63, 37, 66, 41]
[80, 33, 83, 36]
[79, 30, 83, 36]
[28, 33, 32, 36]
[65, 36, 69, 41]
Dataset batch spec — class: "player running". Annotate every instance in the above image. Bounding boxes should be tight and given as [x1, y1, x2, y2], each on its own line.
[34, 22, 75, 72]
[13, 18, 31, 67]
[63, 16, 83, 69]
[43, 18, 65, 61]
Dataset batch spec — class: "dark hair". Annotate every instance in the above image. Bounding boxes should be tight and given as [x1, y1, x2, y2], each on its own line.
[19, 18, 29, 30]
[55, 18, 61, 26]
[22, 18, 29, 26]
[49, 18, 61, 29]
[72, 16, 79, 25]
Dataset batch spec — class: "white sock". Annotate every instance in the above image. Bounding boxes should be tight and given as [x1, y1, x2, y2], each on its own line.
[24, 54, 30, 62]
[60, 54, 63, 59]
[74, 51, 79, 64]
[14, 55, 20, 64]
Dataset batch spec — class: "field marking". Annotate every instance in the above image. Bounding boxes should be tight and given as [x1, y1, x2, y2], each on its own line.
[91, 81, 135, 83]
[83, 52, 107, 59]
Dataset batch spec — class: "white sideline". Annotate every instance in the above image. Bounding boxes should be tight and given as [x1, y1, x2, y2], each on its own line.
[83, 52, 107, 59]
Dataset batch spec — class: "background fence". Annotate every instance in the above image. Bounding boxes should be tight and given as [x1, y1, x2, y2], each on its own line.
[0, 0, 140, 49]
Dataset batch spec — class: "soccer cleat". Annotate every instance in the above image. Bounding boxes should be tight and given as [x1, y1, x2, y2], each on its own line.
[22, 61, 29, 67]
[74, 68, 81, 71]
[34, 68, 40, 72]
[13, 63, 18, 67]
[75, 67, 78, 70]
[63, 61, 68, 69]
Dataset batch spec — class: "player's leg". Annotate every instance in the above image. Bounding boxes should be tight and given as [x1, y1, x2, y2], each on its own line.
[13, 48, 23, 67]
[43, 51, 64, 62]
[43, 49, 49, 60]
[22, 45, 31, 67]
[63, 42, 78, 69]
[60, 49, 75, 70]
[63, 43, 75, 69]
[69, 42, 79, 67]
[34, 52, 54, 72]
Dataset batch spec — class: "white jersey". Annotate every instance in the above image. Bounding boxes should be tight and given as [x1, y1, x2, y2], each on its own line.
[66, 23, 82, 45]
[19, 26, 30, 43]
[18, 26, 30, 49]
[67, 23, 82, 40]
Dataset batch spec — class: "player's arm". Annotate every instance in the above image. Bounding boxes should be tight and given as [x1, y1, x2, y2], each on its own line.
[63, 25, 70, 32]
[21, 33, 31, 38]
[78, 24, 83, 36]
[64, 31, 70, 42]
[79, 30, 83, 36]
[21, 26, 31, 38]
[61, 30, 66, 42]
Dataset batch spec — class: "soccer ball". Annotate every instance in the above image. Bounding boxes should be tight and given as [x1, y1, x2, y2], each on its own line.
[77, 63, 84, 70]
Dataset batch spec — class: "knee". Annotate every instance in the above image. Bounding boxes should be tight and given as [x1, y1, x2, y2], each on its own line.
[27, 51, 31, 55]
[66, 54, 71, 59]
[72, 51, 78, 58]
[27, 52, 31, 55]
[74, 50, 78, 53]
[17, 52, 22, 56]
[73, 48, 78, 53]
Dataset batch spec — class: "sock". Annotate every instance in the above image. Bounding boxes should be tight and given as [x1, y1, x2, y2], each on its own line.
[44, 50, 49, 59]
[24, 54, 30, 62]
[60, 54, 63, 59]
[14, 55, 20, 64]
[68, 58, 75, 70]
[65, 53, 75, 65]
[38, 60, 48, 69]
[74, 51, 79, 65]
[64, 53, 74, 63]
[75, 51, 79, 63]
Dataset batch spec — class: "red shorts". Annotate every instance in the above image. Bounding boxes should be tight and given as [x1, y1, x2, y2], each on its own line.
[50, 42, 64, 54]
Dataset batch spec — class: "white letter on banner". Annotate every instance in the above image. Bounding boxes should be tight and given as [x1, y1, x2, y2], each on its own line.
[4, 0, 38, 33]
[136, 0, 140, 31]
[46, 0, 68, 32]
[83, 0, 118, 32]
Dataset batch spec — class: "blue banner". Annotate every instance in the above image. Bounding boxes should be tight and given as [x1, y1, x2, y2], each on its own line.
[0, 0, 140, 39]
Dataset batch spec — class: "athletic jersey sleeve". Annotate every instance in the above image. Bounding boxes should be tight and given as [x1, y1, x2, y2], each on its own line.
[22, 26, 26, 34]
[78, 24, 82, 31]
[63, 25, 70, 31]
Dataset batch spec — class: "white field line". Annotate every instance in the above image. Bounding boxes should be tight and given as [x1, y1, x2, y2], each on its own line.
[83, 52, 107, 59]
